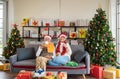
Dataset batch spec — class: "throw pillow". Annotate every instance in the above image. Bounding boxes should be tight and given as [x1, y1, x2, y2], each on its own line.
[70, 45, 84, 53]
[71, 50, 87, 63]
[17, 47, 35, 61]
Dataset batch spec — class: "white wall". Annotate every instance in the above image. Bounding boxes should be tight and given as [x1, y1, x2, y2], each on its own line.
[14, 0, 109, 25]
[13, 0, 109, 44]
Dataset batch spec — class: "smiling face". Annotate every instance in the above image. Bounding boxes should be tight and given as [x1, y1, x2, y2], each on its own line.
[44, 36, 51, 42]
[44, 37, 50, 41]
[59, 36, 66, 42]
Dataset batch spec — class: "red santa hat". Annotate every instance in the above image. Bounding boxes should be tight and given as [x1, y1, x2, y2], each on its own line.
[58, 33, 67, 39]
[44, 35, 51, 40]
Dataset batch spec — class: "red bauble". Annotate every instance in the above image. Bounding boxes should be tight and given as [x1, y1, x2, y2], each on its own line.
[96, 53, 98, 57]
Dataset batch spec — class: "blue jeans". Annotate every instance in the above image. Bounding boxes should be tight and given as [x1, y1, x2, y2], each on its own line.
[48, 56, 70, 66]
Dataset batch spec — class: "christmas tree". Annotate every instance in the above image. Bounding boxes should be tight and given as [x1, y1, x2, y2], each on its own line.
[2, 24, 25, 59]
[84, 8, 117, 66]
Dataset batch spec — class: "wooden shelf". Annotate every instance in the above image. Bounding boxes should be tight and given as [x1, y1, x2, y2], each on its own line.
[23, 26, 89, 27]
[22, 25, 88, 41]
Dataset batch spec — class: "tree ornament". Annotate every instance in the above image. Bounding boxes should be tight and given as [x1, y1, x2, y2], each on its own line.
[99, 49, 102, 51]
[97, 43, 99, 46]
[105, 43, 107, 46]
[106, 48, 108, 51]
[96, 53, 98, 57]
[91, 45, 93, 48]
[102, 16, 105, 19]
[101, 39, 103, 42]
[14, 32, 16, 35]
[96, 47, 98, 49]
[106, 39, 107, 42]
[111, 48, 113, 50]
[88, 41, 90, 44]
[98, 21, 100, 24]
[16, 38, 19, 41]
[90, 37, 92, 39]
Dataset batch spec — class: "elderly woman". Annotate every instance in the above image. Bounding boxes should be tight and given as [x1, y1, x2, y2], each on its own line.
[48, 33, 72, 66]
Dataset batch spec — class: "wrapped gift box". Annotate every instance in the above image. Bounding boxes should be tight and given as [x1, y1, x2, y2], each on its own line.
[69, 32, 77, 38]
[57, 72, 67, 79]
[90, 65, 103, 79]
[58, 20, 65, 26]
[78, 29, 87, 38]
[17, 71, 32, 79]
[106, 67, 120, 78]
[103, 70, 116, 79]
[0, 62, 4, 70]
[42, 75, 54, 79]
[116, 69, 120, 78]
[3, 63, 10, 70]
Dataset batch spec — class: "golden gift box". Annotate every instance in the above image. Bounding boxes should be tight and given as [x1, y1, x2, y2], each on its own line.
[78, 28, 87, 38]
[3, 63, 10, 70]
[42, 75, 54, 79]
[105, 67, 120, 78]
[0, 62, 4, 70]
[103, 70, 116, 79]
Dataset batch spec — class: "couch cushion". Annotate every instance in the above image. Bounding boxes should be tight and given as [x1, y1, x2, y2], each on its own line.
[17, 47, 36, 61]
[13, 59, 86, 70]
[71, 50, 87, 63]
[13, 59, 35, 68]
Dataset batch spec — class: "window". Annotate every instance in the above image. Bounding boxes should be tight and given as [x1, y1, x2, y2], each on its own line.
[0, 2, 3, 54]
[117, 0, 120, 63]
[0, 1, 7, 55]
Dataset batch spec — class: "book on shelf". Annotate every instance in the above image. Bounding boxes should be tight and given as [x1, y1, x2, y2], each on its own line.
[30, 30, 38, 38]
[49, 30, 54, 37]
[41, 31, 48, 37]
[24, 30, 30, 37]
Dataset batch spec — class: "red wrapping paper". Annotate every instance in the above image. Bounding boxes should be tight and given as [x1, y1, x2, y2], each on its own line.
[90, 65, 103, 79]
[17, 71, 32, 79]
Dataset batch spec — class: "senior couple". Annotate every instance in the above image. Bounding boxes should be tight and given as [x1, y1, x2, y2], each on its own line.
[36, 33, 72, 70]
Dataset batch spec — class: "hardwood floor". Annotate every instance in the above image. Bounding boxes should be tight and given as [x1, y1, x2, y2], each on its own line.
[0, 71, 98, 79]
[0, 71, 17, 79]
[68, 74, 97, 79]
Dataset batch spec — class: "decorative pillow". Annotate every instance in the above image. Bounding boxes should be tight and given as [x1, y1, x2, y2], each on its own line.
[17, 47, 35, 61]
[70, 45, 84, 53]
[71, 50, 87, 63]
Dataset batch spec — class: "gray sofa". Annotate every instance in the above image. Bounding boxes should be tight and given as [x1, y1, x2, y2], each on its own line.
[10, 44, 90, 75]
